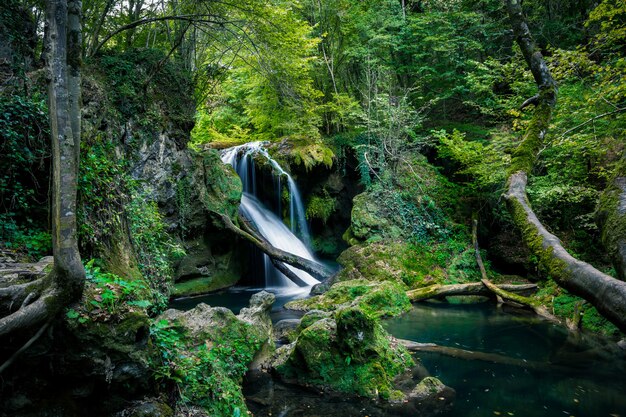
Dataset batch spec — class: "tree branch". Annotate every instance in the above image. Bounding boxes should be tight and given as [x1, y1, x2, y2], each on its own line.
[214, 212, 332, 281]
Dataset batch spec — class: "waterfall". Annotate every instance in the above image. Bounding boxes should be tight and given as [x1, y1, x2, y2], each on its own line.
[221, 142, 320, 288]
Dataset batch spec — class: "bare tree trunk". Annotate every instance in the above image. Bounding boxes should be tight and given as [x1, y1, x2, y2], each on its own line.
[87, 0, 115, 57]
[503, 0, 626, 333]
[50, 0, 85, 302]
[0, 0, 85, 341]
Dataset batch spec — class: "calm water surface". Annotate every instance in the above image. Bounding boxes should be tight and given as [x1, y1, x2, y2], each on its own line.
[384, 302, 626, 417]
[171, 289, 626, 417]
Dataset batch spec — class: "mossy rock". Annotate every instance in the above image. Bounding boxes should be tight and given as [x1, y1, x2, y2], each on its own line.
[172, 272, 239, 297]
[153, 296, 273, 416]
[269, 139, 334, 171]
[199, 148, 242, 223]
[335, 242, 410, 285]
[274, 307, 413, 399]
[285, 279, 411, 319]
[349, 193, 397, 242]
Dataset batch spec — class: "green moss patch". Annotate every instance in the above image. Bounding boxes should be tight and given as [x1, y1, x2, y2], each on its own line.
[535, 280, 620, 337]
[172, 272, 240, 297]
[275, 308, 413, 399]
[285, 279, 411, 319]
[150, 305, 266, 416]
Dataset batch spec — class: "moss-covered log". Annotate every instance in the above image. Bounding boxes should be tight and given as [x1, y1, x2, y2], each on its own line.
[504, 0, 626, 333]
[406, 282, 537, 302]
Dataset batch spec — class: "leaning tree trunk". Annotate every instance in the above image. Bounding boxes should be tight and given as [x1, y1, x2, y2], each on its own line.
[503, 0, 626, 333]
[0, 0, 84, 340]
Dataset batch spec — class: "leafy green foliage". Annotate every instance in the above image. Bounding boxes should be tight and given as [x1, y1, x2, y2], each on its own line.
[0, 94, 50, 252]
[192, 1, 323, 144]
[65, 259, 153, 324]
[127, 189, 185, 303]
[149, 316, 261, 416]
[4, 230, 52, 260]
[306, 191, 337, 224]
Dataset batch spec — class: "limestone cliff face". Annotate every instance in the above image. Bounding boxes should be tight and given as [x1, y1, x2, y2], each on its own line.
[77, 52, 243, 289]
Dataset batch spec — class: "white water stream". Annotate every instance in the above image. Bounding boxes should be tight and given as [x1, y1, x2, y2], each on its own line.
[221, 142, 321, 289]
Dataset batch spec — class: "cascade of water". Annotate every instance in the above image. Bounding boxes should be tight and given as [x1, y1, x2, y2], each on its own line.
[220, 142, 320, 288]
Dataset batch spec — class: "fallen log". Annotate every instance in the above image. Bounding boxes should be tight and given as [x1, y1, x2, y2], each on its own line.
[398, 338, 548, 370]
[472, 218, 558, 322]
[238, 212, 320, 287]
[406, 282, 537, 302]
[215, 212, 332, 281]
[503, 0, 626, 333]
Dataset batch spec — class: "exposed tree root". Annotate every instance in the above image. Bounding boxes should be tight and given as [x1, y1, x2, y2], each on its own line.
[0, 285, 60, 338]
[0, 279, 44, 313]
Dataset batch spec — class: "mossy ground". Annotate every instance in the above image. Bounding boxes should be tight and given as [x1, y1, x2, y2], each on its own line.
[286, 279, 411, 319]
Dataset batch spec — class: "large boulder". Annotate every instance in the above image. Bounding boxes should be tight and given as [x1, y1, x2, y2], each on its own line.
[154, 292, 275, 416]
[271, 307, 414, 399]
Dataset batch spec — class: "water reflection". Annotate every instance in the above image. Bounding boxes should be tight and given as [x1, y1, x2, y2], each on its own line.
[384, 302, 626, 417]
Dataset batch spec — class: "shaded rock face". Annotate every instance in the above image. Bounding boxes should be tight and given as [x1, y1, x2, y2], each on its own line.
[132, 144, 243, 290]
[131, 131, 205, 233]
[0, 309, 153, 417]
[79, 60, 244, 292]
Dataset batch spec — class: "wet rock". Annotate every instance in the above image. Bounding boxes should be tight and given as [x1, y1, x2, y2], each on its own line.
[118, 400, 173, 417]
[243, 369, 275, 406]
[238, 291, 276, 339]
[387, 376, 455, 416]
[274, 319, 301, 343]
[618, 339, 626, 350]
